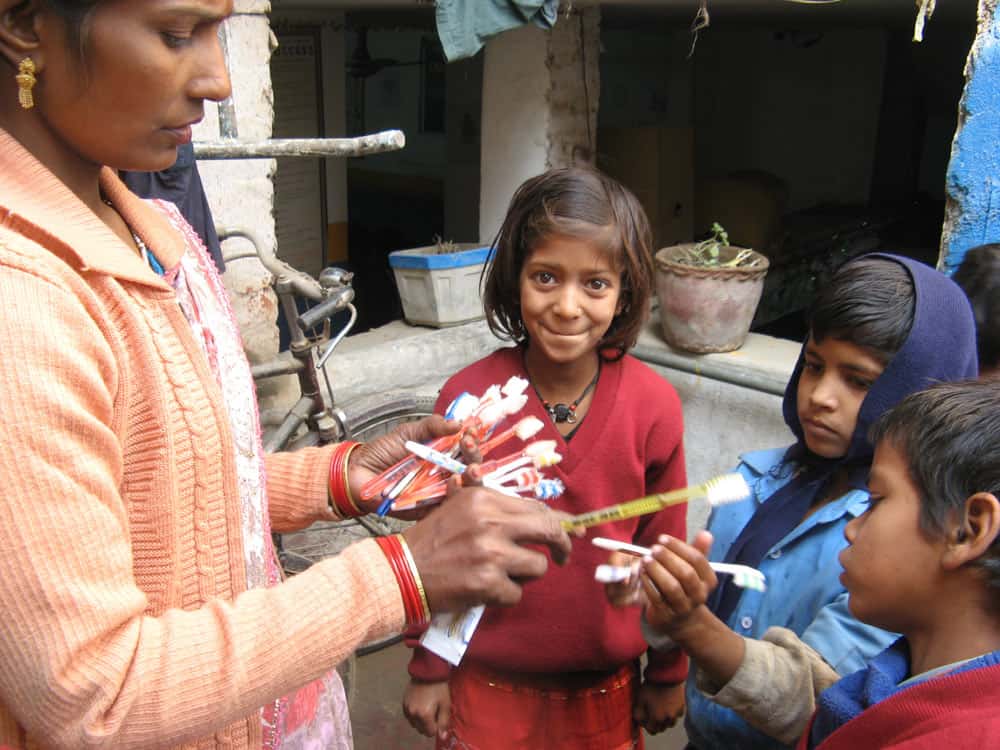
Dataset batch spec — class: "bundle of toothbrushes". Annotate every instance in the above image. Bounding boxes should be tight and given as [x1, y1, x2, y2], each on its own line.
[358, 376, 568, 666]
[359, 376, 566, 516]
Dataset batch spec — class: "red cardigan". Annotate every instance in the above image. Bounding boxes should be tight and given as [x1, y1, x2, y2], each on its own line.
[409, 347, 688, 684]
[799, 664, 1000, 749]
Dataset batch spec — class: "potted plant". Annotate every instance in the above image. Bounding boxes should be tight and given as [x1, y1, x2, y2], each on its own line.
[654, 223, 769, 353]
[388, 236, 493, 328]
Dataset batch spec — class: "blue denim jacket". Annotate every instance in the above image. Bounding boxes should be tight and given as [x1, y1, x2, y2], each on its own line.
[684, 447, 898, 750]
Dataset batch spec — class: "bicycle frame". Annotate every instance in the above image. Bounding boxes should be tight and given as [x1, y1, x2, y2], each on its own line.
[218, 226, 358, 452]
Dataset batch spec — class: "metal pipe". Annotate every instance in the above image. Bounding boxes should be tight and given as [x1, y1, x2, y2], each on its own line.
[264, 395, 315, 454]
[631, 345, 789, 397]
[194, 131, 405, 160]
[251, 356, 304, 381]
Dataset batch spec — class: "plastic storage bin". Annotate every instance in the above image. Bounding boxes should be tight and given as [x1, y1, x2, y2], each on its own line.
[389, 244, 492, 327]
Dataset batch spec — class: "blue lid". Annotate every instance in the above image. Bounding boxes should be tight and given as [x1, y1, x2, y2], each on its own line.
[389, 245, 493, 270]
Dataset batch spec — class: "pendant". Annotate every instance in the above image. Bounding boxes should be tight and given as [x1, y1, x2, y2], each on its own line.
[548, 403, 577, 424]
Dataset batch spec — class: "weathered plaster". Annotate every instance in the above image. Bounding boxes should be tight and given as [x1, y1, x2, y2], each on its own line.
[193, 6, 293, 407]
[545, 6, 601, 167]
[940, 0, 1000, 272]
[479, 9, 602, 242]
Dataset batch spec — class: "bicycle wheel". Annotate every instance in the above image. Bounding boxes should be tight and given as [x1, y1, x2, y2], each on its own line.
[279, 393, 436, 659]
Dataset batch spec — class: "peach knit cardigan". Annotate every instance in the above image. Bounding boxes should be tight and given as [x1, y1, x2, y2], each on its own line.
[0, 129, 404, 749]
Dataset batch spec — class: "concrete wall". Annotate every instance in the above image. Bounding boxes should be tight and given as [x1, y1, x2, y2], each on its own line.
[194, 1, 285, 404]
[479, 7, 602, 243]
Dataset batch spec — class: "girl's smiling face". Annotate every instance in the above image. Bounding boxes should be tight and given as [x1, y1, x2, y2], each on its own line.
[518, 234, 623, 369]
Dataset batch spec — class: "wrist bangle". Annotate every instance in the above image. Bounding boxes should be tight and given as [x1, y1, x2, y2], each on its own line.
[375, 534, 430, 627]
[397, 534, 431, 622]
[328, 442, 362, 518]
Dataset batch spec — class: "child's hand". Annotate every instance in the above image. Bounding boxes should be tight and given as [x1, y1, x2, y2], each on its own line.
[402, 679, 451, 740]
[633, 680, 686, 735]
[603, 551, 644, 608]
[641, 531, 717, 637]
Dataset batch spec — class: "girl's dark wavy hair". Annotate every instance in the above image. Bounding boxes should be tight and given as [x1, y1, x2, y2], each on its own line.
[870, 379, 1000, 614]
[481, 166, 655, 362]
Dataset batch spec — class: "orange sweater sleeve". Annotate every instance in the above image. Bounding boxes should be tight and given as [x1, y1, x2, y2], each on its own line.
[0, 254, 404, 747]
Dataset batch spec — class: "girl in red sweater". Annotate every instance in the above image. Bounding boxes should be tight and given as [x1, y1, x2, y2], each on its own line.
[403, 167, 689, 750]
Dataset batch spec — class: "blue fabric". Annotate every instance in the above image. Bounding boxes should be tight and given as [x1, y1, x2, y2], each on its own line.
[435, 0, 559, 62]
[808, 641, 1000, 748]
[712, 254, 979, 625]
[686, 254, 979, 750]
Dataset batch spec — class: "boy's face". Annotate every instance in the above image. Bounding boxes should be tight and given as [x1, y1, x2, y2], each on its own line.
[839, 440, 947, 633]
[796, 336, 885, 458]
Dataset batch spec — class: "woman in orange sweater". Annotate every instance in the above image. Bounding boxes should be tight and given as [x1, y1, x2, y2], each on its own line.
[0, 2, 571, 748]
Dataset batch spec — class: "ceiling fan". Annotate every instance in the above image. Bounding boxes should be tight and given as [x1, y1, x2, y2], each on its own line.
[347, 27, 424, 79]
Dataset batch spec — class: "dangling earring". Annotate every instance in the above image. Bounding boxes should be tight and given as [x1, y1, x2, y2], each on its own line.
[16, 58, 37, 110]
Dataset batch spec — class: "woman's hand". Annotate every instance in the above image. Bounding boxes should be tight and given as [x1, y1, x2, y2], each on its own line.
[346, 415, 483, 518]
[402, 476, 573, 613]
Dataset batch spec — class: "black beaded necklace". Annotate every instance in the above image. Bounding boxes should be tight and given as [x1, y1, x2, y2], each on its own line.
[531, 364, 601, 424]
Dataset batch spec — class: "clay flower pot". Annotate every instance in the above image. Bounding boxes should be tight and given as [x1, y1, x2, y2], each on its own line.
[654, 244, 770, 354]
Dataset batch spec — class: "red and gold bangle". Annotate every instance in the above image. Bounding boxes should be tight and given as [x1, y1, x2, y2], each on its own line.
[397, 535, 431, 621]
[328, 441, 363, 518]
[375, 534, 431, 627]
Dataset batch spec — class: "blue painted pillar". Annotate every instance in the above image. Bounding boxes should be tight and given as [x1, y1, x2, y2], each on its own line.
[941, 1, 1000, 274]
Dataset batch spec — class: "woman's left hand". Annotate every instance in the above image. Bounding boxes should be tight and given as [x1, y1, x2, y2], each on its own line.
[347, 415, 482, 516]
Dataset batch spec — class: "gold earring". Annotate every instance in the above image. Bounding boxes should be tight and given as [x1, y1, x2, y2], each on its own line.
[16, 58, 37, 110]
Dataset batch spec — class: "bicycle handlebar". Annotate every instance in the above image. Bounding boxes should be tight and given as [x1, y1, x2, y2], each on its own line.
[217, 225, 325, 301]
[298, 286, 355, 331]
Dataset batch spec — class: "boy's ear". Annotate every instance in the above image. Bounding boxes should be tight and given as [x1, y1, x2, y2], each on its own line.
[942, 492, 1000, 570]
[0, 1, 45, 71]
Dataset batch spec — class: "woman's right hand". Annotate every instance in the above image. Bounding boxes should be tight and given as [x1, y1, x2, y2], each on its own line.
[402, 478, 573, 613]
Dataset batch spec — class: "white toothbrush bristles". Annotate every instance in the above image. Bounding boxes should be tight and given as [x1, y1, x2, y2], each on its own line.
[502, 376, 529, 397]
[514, 416, 545, 441]
[704, 473, 751, 507]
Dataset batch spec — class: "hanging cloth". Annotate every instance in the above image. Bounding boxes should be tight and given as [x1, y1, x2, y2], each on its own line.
[435, 0, 560, 62]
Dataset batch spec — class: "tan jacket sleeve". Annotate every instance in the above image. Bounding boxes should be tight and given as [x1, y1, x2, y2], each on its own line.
[695, 627, 840, 745]
[265, 444, 340, 531]
[0, 264, 403, 749]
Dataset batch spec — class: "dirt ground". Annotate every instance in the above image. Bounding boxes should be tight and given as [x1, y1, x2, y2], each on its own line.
[348, 641, 689, 750]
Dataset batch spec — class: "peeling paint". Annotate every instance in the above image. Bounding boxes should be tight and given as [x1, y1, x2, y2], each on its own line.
[941, 0, 1000, 273]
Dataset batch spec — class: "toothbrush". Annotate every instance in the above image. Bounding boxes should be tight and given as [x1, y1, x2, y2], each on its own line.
[591, 538, 767, 592]
[477, 415, 546, 456]
[375, 387, 531, 500]
[561, 473, 750, 531]
[391, 444, 562, 509]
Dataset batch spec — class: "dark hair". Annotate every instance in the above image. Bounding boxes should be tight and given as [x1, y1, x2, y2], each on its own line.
[953, 244, 1000, 371]
[809, 256, 915, 364]
[481, 166, 654, 361]
[870, 379, 1000, 610]
[41, 1, 100, 53]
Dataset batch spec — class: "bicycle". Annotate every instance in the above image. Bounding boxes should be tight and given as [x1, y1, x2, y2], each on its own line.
[218, 227, 436, 698]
